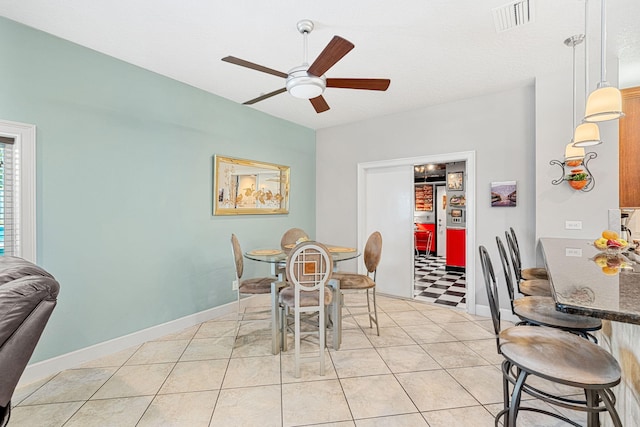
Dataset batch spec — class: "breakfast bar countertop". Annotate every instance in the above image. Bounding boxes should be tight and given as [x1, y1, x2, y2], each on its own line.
[540, 237, 640, 325]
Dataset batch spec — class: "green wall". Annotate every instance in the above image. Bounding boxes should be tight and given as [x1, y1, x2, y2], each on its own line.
[0, 17, 316, 362]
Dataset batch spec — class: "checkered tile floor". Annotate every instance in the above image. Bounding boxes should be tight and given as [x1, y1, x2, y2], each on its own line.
[414, 253, 466, 309]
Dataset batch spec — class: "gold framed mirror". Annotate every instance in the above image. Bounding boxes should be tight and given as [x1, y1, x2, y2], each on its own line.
[213, 155, 290, 215]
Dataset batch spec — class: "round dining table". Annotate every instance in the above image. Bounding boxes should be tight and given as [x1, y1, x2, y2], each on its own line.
[244, 244, 361, 352]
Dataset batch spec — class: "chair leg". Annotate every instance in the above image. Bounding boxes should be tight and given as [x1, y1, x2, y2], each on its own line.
[280, 306, 288, 352]
[271, 284, 280, 355]
[370, 288, 380, 336]
[319, 305, 326, 376]
[366, 289, 373, 329]
[236, 290, 242, 337]
[599, 388, 623, 427]
[508, 368, 528, 427]
[294, 308, 301, 378]
[332, 289, 342, 350]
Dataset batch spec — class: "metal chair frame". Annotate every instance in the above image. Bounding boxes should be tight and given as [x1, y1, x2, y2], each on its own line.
[230, 234, 283, 354]
[279, 242, 333, 377]
[479, 245, 622, 427]
[496, 236, 601, 342]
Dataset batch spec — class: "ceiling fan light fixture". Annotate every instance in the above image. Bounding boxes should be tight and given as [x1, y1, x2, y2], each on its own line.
[286, 66, 326, 99]
[583, 84, 624, 122]
[572, 122, 602, 147]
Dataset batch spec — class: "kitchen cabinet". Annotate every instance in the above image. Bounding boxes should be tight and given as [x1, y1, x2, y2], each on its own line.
[446, 228, 465, 270]
[620, 86, 640, 208]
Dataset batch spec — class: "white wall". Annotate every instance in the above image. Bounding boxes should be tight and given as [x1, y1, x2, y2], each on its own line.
[316, 85, 537, 308]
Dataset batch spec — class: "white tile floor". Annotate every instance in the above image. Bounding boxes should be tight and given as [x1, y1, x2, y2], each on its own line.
[10, 294, 593, 426]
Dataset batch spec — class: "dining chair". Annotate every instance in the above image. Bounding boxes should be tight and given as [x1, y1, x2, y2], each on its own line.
[230, 234, 283, 354]
[496, 236, 602, 342]
[279, 241, 333, 377]
[280, 228, 310, 251]
[479, 245, 622, 427]
[332, 231, 382, 336]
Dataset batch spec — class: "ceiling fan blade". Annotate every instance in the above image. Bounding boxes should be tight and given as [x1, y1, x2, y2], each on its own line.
[326, 78, 391, 91]
[243, 88, 287, 105]
[310, 96, 330, 113]
[307, 36, 355, 77]
[222, 56, 288, 79]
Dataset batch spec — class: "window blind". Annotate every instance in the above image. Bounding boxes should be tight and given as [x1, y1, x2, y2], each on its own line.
[0, 136, 18, 256]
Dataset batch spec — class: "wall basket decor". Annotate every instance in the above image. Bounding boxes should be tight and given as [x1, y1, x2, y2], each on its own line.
[549, 151, 597, 192]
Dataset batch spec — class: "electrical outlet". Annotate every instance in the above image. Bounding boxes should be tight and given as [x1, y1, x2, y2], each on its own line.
[565, 247, 582, 257]
[232, 279, 238, 290]
[565, 220, 582, 230]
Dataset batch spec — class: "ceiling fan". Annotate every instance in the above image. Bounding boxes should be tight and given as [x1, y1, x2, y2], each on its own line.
[222, 20, 390, 113]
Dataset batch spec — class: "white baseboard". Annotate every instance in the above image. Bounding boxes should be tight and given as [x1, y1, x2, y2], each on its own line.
[20, 297, 251, 386]
[474, 304, 520, 324]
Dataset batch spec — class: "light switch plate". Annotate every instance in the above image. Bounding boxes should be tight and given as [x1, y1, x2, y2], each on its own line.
[565, 220, 582, 230]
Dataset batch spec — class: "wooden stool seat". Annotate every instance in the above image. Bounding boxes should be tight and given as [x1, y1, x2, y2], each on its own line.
[522, 267, 549, 281]
[500, 325, 620, 387]
[518, 278, 551, 297]
[513, 296, 602, 330]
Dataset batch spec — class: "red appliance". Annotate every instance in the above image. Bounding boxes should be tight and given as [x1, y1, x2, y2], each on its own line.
[446, 228, 466, 269]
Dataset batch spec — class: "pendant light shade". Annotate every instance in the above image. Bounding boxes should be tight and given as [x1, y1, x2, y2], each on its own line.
[583, 0, 624, 122]
[565, 142, 586, 162]
[573, 122, 602, 147]
[583, 84, 624, 122]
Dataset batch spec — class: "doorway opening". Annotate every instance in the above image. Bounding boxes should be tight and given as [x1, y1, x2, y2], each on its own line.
[413, 162, 466, 309]
[357, 151, 476, 314]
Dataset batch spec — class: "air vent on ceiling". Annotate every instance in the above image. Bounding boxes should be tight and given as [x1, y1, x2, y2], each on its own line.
[492, 0, 534, 32]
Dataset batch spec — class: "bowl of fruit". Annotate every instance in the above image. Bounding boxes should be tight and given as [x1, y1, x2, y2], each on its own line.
[593, 230, 629, 254]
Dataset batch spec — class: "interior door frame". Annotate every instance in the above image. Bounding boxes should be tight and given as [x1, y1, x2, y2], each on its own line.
[357, 151, 476, 314]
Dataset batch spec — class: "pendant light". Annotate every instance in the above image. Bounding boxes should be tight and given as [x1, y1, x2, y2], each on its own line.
[565, 35, 586, 164]
[574, 0, 603, 147]
[583, 0, 624, 122]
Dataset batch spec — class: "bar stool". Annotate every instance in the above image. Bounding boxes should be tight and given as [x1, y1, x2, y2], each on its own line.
[508, 227, 549, 278]
[505, 231, 552, 297]
[479, 245, 622, 427]
[496, 236, 602, 342]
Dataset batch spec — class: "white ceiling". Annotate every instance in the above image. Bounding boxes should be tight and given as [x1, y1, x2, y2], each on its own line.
[1, 0, 639, 130]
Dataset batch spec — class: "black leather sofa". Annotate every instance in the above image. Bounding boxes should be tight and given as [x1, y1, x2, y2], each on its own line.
[0, 257, 59, 426]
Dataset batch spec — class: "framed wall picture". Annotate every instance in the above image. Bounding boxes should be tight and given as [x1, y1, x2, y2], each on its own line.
[491, 181, 517, 207]
[447, 171, 464, 191]
[213, 155, 290, 215]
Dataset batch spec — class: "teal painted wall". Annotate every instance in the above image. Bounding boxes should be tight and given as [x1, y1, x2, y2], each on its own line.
[0, 17, 316, 363]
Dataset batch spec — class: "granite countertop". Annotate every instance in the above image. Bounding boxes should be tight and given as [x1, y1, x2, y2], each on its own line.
[540, 237, 640, 325]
